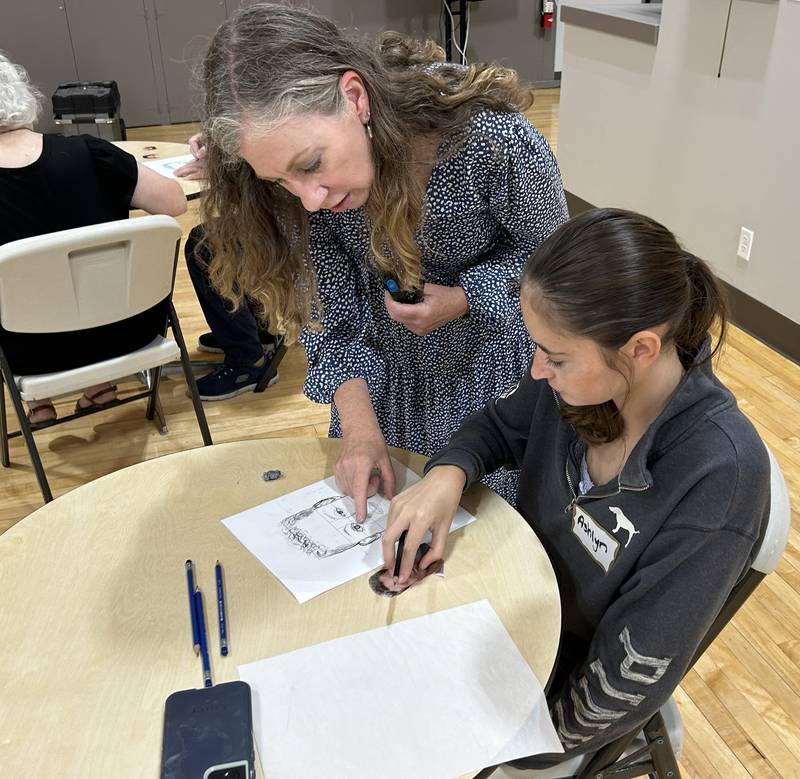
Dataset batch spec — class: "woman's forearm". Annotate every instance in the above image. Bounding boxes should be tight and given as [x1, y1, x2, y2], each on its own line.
[334, 378, 381, 438]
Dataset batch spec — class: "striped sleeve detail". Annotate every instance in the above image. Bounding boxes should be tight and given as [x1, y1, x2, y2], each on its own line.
[619, 626, 672, 684]
[552, 626, 676, 752]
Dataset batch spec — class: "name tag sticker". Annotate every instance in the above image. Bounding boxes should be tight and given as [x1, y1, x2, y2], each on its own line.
[571, 505, 620, 572]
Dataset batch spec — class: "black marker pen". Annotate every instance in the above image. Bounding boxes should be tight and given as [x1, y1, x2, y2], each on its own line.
[392, 529, 408, 584]
[385, 278, 424, 305]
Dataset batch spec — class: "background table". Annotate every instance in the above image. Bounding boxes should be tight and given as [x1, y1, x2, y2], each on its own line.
[113, 139, 205, 199]
[0, 437, 561, 778]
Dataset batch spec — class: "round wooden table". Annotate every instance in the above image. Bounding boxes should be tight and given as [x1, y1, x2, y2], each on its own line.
[113, 140, 205, 199]
[0, 438, 560, 778]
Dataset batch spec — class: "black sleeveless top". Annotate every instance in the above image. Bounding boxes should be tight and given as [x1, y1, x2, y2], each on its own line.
[0, 134, 166, 374]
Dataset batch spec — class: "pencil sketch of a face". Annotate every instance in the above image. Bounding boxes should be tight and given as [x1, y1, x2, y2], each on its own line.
[281, 495, 386, 558]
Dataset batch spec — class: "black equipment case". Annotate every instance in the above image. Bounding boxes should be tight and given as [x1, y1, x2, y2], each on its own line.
[52, 81, 126, 141]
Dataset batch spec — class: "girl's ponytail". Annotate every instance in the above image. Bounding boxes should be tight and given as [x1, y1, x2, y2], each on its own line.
[675, 253, 728, 367]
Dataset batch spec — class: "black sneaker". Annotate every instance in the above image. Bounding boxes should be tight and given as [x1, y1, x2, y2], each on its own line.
[197, 332, 277, 355]
[194, 361, 278, 401]
[197, 332, 224, 354]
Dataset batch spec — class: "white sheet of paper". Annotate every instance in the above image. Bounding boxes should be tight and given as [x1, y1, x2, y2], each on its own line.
[222, 459, 475, 603]
[238, 599, 563, 779]
[140, 153, 195, 179]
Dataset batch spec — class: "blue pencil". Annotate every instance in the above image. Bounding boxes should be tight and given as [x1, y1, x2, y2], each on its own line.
[194, 588, 213, 688]
[185, 560, 200, 656]
[215, 560, 229, 656]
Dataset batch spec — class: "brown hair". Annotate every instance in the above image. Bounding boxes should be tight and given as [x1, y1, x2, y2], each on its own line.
[521, 208, 728, 444]
[199, 3, 533, 341]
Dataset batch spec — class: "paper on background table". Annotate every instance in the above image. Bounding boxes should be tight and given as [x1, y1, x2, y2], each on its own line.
[141, 153, 195, 179]
[222, 459, 476, 603]
[238, 599, 562, 779]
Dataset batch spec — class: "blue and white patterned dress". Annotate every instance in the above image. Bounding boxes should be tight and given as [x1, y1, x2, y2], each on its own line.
[299, 110, 568, 502]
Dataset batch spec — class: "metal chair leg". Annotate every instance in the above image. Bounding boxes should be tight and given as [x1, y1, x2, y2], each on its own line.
[145, 365, 168, 434]
[643, 712, 681, 779]
[146, 365, 164, 421]
[255, 338, 287, 393]
[162, 358, 220, 375]
[577, 710, 679, 779]
[0, 371, 9, 467]
[168, 301, 213, 446]
[0, 353, 53, 502]
[154, 395, 168, 435]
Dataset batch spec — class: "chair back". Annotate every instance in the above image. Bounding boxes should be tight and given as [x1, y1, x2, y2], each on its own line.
[687, 444, 790, 667]
[0, 215, 182, 333]
[752, 446, 791, 574]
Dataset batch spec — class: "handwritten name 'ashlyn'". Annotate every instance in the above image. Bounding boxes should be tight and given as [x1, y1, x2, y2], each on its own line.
[575, 514, 608, 555]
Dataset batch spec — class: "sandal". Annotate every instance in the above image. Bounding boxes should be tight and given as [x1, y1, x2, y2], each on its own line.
[27, 402, 57, 428]
[75, 384, 118, 414]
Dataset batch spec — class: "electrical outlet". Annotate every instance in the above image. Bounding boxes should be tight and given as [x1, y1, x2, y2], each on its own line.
[737, 227, 754, 261]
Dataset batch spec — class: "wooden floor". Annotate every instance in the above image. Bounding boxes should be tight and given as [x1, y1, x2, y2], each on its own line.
[3, 89, 800, 777]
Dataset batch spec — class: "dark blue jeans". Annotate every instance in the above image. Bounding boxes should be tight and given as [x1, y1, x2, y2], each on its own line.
[184, 224, 270, 367]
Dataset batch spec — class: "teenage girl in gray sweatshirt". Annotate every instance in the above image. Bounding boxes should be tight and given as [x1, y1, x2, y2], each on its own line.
[382, 208, 770, 769]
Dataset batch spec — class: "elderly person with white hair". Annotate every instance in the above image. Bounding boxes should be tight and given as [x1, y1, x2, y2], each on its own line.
[0, 52, 187, 426]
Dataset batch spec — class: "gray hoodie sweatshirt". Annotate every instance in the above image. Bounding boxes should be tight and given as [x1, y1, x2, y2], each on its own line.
[426, 341, 770, 765]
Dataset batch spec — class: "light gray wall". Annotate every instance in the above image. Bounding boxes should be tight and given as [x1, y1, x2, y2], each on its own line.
[2, 1, 558, 128]
[558, 0, 800, 325]
[554, 0, 626, 72]
[246, 0, 559, 86]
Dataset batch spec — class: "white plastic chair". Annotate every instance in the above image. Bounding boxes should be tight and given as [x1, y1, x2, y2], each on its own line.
[0, 215, 212, 502]
[483, 445, 791, 779]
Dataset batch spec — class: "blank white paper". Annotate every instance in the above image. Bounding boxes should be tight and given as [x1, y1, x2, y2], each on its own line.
[238, 600, 562, 779]
[222, 459, 475, 603]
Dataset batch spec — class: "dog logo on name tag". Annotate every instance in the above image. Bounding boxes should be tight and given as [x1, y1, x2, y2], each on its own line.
[571, 505, 620, 572]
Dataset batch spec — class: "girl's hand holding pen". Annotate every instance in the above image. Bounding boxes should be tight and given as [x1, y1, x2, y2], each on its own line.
[382, 465, 466, 583]
[384, 283, 469, 337]
[175, 133, 208, 179]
